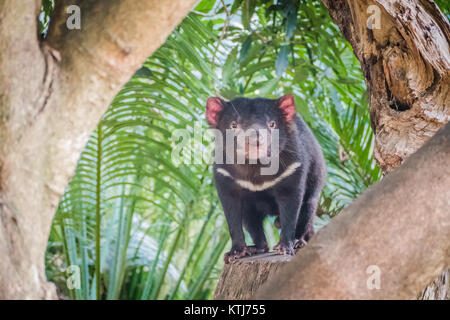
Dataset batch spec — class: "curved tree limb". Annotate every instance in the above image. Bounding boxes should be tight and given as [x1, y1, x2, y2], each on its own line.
[0, 0, 45, 143]
[255, 122, 450, 299]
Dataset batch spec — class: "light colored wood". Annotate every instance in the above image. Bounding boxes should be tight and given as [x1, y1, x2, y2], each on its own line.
[214, 252, 292, 300]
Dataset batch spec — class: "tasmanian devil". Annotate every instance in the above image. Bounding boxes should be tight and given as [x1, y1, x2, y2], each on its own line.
[206, 94, 326, 263]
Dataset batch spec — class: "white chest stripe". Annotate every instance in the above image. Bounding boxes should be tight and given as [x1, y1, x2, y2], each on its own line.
[216, 162, 301, 192]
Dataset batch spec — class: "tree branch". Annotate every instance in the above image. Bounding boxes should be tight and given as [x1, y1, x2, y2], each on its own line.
[0, 0, 42, 55]
[31, 0, 199, 196]
[0, 0, 46, 145]
[255, 122, 450, 299]
[46, 0, 200, 97]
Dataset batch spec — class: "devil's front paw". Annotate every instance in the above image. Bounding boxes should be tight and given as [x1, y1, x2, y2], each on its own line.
[224, 246, 250, 264]
[246, 244, 269, 255]
[273, 241, 294, 256]
[294, 238, 307, 249]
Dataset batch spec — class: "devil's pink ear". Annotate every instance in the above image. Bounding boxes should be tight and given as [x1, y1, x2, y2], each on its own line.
[206, 97, 224, 127]
[278, 94, 296, 122]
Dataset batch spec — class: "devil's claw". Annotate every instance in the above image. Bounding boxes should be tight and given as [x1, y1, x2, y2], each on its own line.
[273, 242, 294, 256]
[224, 247, 251, 264]
[246, 244, 269, 255]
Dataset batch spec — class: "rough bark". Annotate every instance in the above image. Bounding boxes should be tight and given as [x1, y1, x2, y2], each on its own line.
[0, 0, 198, 299]
[419, 271, 450, 300]
[320, 0, 450, 300]
[322, 0, 449, 173]
[253, 122, 450, 299]
[214, 253, 292, 300]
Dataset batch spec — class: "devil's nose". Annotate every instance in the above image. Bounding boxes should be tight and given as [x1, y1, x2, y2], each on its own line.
[247, 125, 267, 146]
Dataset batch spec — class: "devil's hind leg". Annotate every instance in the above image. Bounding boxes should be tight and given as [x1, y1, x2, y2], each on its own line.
[295, 179, 322, 249]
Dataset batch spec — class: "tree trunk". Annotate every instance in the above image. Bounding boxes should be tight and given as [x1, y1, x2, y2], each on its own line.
[321, 0, 449, 173]
[320, 0, 450, 299]
[419, 271, 450, 300]
[0, 0, 198, 300]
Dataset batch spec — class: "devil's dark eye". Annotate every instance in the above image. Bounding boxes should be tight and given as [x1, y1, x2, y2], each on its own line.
[230, 121, 238, 129]
[268, 120, 276, 129]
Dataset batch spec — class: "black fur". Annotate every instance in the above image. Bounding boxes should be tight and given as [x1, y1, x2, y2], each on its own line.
[207, 96, 326, 263]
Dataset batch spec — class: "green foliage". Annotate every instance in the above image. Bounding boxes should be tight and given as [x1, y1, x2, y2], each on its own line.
[46, 0, 382, 300]
[435, 0, 450, 19]
[38, 0, 54, 36]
